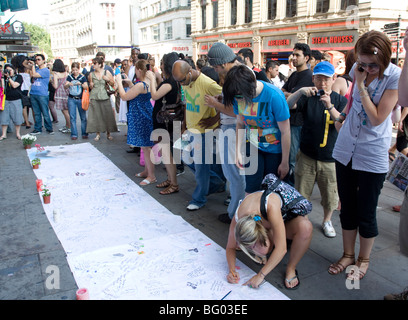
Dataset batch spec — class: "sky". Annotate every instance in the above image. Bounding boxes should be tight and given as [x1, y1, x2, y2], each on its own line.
[1, 0, 51, 26]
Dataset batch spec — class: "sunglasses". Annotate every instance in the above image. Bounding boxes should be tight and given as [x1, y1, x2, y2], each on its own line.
[358, 62, 379, 70]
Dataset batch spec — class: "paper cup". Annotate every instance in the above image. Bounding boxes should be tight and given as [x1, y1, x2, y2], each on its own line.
[76, 288, 90, 300]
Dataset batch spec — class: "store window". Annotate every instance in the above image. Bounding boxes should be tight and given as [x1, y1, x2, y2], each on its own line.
[231, 0, 237, 25]
[286, 0, 296, 17]
[245, 0, 252, 23]
[268, 0, 277, 20]
[316, 0, 329, 13]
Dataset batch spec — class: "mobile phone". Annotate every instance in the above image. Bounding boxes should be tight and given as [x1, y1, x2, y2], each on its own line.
[146, 64, 151, 71]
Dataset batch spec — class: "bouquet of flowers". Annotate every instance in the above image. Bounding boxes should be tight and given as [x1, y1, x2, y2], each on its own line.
[22, 134, 37, 146]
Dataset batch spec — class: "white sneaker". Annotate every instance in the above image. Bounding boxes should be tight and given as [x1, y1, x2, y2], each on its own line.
[186, 204, 201, 211]
[322, 221, 336, 238]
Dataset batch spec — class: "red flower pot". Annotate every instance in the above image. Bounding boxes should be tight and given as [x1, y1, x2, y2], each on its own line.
[33, 164, 39, 169]
[24, 144, 32, 149]
[43, 195, 51, 204]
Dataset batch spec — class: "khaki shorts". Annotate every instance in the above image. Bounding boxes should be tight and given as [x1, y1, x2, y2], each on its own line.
[294, 150, 339, 212]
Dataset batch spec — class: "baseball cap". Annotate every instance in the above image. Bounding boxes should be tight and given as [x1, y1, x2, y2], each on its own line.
[313, 61, 335, 77]
[114, 58, 121, 64]
[207, 42, 237, 66]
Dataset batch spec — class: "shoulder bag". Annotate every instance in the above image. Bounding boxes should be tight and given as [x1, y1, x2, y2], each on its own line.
[156, 84, 185, 124]
[104, 70, 116, 96]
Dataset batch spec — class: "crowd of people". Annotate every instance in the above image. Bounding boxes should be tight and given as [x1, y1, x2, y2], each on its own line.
[0, 28, 407, 297]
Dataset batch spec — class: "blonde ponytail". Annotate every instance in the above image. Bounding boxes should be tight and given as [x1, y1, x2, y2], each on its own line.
[235, 215, 268, 264]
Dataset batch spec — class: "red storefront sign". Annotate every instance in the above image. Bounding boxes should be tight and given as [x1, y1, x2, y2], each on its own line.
[311, 35, 354, 45]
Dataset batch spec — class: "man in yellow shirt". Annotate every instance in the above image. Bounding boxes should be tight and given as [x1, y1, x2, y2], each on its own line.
[173, 60, 225, 211]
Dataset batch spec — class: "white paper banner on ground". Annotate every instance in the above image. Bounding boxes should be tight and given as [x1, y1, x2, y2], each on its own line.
[27, 143, 289, 300]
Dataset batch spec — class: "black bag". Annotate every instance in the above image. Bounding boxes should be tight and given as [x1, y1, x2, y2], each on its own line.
[156, 87, 185, 124]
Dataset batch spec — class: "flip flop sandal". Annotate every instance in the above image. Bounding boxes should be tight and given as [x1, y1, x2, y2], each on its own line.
[0, 136, 7, 141]
[284, 270, 300, 290]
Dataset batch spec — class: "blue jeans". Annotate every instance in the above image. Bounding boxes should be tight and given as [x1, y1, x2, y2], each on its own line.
[30, 94, 53, 132]
[68, 97, 88, 138]
[186, 132, 226, 208]
[219, 124, 246, 218]
[288, 125, 302, 186]
[245, 142, 282, 193]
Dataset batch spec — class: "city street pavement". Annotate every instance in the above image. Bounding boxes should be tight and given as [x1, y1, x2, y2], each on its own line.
[0, 116, 407, 301]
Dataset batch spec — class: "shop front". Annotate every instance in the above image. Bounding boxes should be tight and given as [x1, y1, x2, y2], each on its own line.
[262, 34, 298, 65]
[308, 30, 359, 73]
[226, 38, 253, 53]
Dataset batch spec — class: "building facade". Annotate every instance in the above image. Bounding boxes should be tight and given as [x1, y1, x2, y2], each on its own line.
[49, 0, 137, 64]
[191, 0, 407, 67]
[138, 0, 192, 62]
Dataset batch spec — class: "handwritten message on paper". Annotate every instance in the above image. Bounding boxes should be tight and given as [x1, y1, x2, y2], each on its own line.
[28, 143, 289, 300]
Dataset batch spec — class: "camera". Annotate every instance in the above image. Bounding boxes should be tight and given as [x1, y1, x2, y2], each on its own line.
[316, 89, 325, 97]
[138, 53, 149, 60]
[27, 55, 36, 62]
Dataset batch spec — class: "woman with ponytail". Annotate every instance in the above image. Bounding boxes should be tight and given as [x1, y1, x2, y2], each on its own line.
[226, 173, 313, 290]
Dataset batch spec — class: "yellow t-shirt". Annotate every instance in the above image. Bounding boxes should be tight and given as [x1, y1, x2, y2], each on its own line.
[183, 73, 222, 133]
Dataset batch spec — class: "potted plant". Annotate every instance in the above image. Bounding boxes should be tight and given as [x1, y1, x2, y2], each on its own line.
[31, 158, 41, 169]
[42, 186, 51, 204]
[22, 134, 37, 149]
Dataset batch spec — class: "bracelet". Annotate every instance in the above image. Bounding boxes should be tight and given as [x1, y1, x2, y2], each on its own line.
[358, 87, 368, 95]
[340, 112, 347, 118]
[326, 104, 334, 111]
[335, 117, 344, 123]
[259, 271, 266, 278]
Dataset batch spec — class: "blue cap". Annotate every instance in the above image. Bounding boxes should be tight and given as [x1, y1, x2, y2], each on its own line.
[313, 61, 335, 77]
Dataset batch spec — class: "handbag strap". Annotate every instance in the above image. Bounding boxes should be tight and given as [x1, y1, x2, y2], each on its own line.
[345, 75, 355, 115]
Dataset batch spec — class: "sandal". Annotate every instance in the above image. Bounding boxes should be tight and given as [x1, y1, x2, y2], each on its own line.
[159, 184, 179, 195]
[347, 257, 369, 281]
[140, 178, 157, 186]
[328, 252, 355, 275]
[284, 270, 300, 290]
[94, 135, 100, 141]
[156, 180, 171, 188]
[107, 135, 113, 141]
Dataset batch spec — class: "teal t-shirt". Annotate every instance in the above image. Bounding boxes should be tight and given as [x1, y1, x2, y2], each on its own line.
[233, 81, 290, 153]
